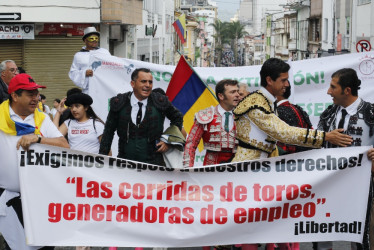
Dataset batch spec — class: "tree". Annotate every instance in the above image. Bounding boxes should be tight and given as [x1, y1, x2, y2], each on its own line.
[226, 21, 249, 66]
[210, 19, 230, 66]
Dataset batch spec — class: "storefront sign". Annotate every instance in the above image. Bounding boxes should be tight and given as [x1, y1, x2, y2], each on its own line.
[0, 23, 34, 39]
[38, 23, 91, 36]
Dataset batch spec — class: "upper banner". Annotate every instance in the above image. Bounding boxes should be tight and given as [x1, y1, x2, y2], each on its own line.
[89, 52, 374, 128]
[88, 52, 374, 163]
[19, 145, 371, 247]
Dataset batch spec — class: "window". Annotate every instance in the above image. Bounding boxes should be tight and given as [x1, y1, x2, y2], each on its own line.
[152, 51, 159, 64]
[290, 19, 296, 40]
[358, 0, 371, 5]
[166, 14, 171, 33]
[309, 19, 320, 42]
[144, 0, 152, 11]
[255, 44, 262, 52]
[346, 17, 350, 35]
[323, 18, 328, 42]
[153, 0, 157, 13]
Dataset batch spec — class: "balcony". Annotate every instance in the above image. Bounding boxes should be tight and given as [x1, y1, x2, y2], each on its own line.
[276, 46, 289, 55]
[101, 0, 143, 25]
[284, 0, 310, 10]
[288, 42, 296, 50]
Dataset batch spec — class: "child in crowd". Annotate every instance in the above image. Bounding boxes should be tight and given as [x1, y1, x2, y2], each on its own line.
[53, 93, 105, 154]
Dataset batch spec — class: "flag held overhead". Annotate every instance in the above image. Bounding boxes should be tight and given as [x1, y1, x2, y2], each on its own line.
[172, 14, 187, 44]
[166, 56, 218, 150]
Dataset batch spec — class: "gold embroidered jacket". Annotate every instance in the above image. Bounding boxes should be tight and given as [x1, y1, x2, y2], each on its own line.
[232, 90, 325, 162]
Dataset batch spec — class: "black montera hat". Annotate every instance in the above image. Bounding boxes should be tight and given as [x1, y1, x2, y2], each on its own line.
[65, 93, 93, 106]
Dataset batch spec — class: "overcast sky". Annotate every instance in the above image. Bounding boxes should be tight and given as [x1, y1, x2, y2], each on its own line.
[216, 0, 241, 21]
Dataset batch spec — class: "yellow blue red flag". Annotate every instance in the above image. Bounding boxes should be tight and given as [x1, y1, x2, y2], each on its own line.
[166, 56, 218, 150]
[0, 100, 45, 136]
[172, 14, 186, 44]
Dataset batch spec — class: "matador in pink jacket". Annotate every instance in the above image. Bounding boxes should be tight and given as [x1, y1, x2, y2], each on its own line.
[183, 79, 240, 168]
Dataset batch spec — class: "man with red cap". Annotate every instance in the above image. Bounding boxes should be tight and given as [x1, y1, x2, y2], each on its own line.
[69, 26, 111, 94]
[0, 73, 69, 249]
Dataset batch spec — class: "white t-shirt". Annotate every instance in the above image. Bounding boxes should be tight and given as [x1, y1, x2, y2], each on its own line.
[43, 104, 51, 114]
[64, 118, 104, 154]
[0, 108, 63, 192]
[51, 108, 57, 118]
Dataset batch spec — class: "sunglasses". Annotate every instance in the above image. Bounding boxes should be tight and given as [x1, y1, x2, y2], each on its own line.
[86, 36, 99, 42]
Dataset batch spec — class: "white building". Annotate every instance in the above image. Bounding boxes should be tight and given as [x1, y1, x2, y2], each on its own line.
[0, 0, 147, 104]
[351, 0, 372, 54]
[250, 0, 288, 36]
[238, 0, 287, 64]
[321, 0, 335, 53]
[194, 9, 215, 45]
[137, 0, 175, 64]
[0, 0, 101, 101]
[286, 0, 310, 60]
[193, 9, 216, 66]
[320, 0, 371, 56]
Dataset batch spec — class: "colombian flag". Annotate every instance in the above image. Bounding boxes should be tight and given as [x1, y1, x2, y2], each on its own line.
[166, 56, 218, 150]
[0, 99, 45, 136]
[172, 14, 186, 44]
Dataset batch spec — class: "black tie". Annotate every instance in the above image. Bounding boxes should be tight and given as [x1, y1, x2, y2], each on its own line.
[338, 109, 348, 129]
[136, 102, 143, 125]
[273, 101, 277, 111]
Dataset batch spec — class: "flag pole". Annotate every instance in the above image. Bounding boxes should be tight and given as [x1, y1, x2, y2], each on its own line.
[176, 50, 218, 101]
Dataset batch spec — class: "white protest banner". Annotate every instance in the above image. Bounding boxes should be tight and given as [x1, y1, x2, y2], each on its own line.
[89, 52, 374, 126]
[19, 145, 371, 247]
[289, 53, 374, 125]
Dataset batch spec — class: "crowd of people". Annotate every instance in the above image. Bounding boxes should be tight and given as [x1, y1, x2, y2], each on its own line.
[0, 26, 374, 250]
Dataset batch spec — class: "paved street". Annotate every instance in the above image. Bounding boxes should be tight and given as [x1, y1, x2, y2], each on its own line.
[52, 242, 352, 250]
[0, 238, 353, 250]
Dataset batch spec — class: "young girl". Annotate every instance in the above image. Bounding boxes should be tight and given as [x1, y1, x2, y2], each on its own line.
[53, 93, 106, 250]
[53, 93, 104, 154]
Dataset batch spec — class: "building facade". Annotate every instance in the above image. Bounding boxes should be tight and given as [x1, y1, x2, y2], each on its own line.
[0, 0, 102, 103]
[137, 0, 175, 64]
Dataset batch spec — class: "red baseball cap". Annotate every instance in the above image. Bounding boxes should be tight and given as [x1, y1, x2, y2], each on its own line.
[8, 73, 46, 94]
